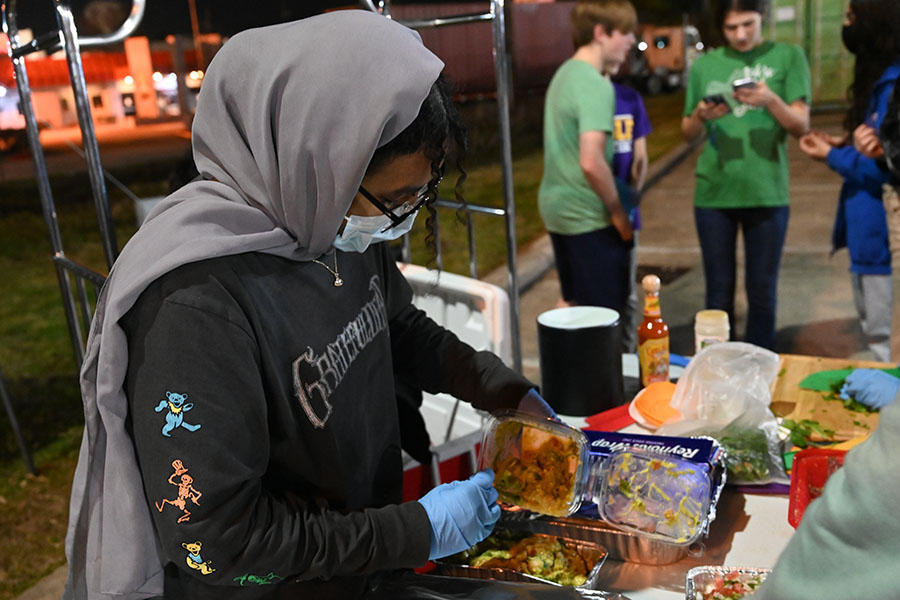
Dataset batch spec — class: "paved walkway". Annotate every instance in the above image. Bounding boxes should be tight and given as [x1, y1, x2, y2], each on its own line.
[16, 112, 867, 600]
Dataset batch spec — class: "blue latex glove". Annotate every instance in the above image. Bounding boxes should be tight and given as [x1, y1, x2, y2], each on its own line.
[839, 369, 900, 409]
[417, 469, 500, 560]
[517, 388, 558, 421]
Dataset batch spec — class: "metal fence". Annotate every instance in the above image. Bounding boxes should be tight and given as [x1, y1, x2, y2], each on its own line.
[3, 0, 529, 471]
[1, 0, 148, 473]
[363, 0, 525, 372]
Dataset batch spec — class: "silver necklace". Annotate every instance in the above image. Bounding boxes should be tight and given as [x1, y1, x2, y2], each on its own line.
[311, 251, 343, 287]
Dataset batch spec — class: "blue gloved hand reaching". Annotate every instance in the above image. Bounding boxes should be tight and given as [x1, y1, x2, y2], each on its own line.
[839, 369, 900, 410]
[417, 469, 501, 560]
[517, 388, 559, 421]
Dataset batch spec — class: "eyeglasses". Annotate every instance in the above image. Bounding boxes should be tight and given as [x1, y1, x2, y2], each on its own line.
[358, 164, 445, 231]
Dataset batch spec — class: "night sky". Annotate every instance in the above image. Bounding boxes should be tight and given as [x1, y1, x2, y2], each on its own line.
[12, 1, 481, 40]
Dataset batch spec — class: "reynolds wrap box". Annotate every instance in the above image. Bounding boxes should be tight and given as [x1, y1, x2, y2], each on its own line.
[583, 430, 724, 466]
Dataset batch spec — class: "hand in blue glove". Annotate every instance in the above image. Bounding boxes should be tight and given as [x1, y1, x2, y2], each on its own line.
[417, 469, 500, 560]
[839, 369, 900, 409]
[517, 388, 559, 421]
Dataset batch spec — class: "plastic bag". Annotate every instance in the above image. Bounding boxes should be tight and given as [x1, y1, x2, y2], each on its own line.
[658, 342, 788, 485]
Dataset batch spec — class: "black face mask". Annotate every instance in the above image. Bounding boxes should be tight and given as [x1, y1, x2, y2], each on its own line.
[842, 23, 861, 54]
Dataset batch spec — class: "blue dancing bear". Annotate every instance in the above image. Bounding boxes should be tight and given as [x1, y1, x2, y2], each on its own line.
[156, 391, 201, 437]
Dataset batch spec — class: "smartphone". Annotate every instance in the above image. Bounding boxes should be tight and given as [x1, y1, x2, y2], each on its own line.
[732, 77, 757, 90]
[702, 94, 727, 105]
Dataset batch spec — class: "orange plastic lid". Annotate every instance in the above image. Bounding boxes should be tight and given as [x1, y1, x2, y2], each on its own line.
[633, 381, 680, 427]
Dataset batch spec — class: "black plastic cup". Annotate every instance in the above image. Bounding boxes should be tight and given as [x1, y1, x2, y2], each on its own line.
[537, 306, 625, 416]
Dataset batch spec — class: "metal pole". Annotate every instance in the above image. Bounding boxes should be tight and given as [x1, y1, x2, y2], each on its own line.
[3, 1, 88, 368]
[0, 365, 37, 475]
[170, 35, 193, 126]
[55, 0, 119, 270]
[187, 0, 204, 70]
[490, 0, 523, 373]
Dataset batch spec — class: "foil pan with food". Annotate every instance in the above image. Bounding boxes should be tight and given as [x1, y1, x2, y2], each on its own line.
[434, 530, 608, 590]
[498, 511, 693, 566]
[685, 566, 770, 600]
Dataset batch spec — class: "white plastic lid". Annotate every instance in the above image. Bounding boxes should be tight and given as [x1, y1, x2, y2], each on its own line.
[537, 306, 620, 330]
[694, 309, 729, 328]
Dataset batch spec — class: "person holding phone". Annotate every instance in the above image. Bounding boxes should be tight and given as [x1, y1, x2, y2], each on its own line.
[681, 0, 810, 350]
[798, 0, 900, 362]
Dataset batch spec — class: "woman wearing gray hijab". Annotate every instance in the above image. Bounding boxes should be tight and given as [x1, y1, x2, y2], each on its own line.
[62, 10, 554, 600]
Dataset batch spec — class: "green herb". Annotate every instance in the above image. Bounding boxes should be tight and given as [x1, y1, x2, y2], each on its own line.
[822, 386, 876, 414]
[716, 428, 771, 482]
[777, 368, 786, 377]
[782, 419, 836, 448]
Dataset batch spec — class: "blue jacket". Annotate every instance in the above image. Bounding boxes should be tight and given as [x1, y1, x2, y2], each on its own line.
[827, 60, 900, 275]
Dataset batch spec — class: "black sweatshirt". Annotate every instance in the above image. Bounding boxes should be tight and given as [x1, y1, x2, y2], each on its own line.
[121, 243, 533, 599]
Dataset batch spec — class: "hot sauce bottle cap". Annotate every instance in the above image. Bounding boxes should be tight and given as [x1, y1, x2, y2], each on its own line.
[641, 274, 661, 294]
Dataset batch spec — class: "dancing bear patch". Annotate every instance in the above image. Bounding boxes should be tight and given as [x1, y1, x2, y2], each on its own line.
[155, 391, 201, 437]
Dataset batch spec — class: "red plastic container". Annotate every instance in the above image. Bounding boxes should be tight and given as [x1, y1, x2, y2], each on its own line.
[788, 448, 847, 528]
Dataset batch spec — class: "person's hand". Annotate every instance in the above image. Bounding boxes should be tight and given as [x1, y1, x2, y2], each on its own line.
[799, 131, 835, 160]
[695, 99, 730, 122]
[417, 469, 500, 560]
[517, 388, 558, 421]
[609, 207, 634, 242]
[853, 123, 884, 159]
[732, 80, 775, 108]
[839, 369, 900, 410]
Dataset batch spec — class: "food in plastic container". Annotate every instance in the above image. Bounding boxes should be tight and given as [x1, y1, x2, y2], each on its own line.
[685, 566, 770, 600]
[436, 530, 607, 590]
[478, 411, 589, 517]
[480, 413, 725, 545]
[597, 447, 712, 545]
[788, 448, 846, 528]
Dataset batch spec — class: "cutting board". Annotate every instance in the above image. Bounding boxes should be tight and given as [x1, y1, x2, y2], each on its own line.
[769, 354, 889, 441]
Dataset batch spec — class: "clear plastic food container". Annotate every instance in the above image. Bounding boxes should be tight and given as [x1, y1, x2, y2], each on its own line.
[685, 566, 770, 600]
[478, 411, 590, 517]
[595, 447, 712, 545]
[479, 411, 723, 545]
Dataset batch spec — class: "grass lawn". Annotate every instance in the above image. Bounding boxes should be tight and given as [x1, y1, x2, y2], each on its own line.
[0, 89, 685, 599]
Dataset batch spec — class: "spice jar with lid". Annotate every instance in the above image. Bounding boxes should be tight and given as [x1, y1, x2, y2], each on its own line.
[694, 309, 729, 355]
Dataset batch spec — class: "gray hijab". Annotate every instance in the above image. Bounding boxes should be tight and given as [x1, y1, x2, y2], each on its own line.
[63, 11, 443, 599]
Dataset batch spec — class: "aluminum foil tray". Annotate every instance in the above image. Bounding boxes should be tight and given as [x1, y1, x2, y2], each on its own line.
[684, 566, 770, 599]
[433, 532, 608, 591]
[499, 512, 691, 566]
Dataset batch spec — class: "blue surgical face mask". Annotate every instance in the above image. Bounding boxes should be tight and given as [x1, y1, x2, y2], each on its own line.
[333, 209, 418, 253]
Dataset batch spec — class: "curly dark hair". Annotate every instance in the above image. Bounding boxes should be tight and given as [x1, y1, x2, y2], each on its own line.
[844, 0, 900, 132]
[367, 75, 468, 265]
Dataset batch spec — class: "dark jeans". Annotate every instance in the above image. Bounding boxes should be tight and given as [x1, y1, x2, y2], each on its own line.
[694, 205, 790, 350]
[549, 227, 633, 314]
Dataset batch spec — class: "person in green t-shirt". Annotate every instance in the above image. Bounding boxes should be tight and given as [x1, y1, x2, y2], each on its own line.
[682, 0, 811, 350]
[538, 0, 637, 317]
